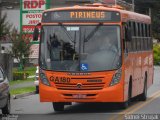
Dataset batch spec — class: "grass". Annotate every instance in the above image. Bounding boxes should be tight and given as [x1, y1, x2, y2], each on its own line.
[10, 86, 35, 95]
[10, 67, 36, 95]
[13, 66, 36, 76]
[9, 78, 34, 86]
[24, 67, 37, 76]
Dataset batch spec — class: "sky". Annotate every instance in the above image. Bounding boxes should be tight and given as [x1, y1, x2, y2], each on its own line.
[2, 9, 20, 31]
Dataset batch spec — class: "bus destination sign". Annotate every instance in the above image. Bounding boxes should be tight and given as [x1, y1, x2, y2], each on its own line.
[42, 10, 121, 22]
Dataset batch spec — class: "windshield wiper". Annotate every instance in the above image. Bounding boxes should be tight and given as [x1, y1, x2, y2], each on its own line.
[84, 23, 103, 42]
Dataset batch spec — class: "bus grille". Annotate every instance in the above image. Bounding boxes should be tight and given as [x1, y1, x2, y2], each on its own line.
[55, 83, 105, 90]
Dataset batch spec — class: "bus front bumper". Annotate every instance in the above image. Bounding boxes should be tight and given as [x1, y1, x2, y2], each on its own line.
[39, 83, 124, 103]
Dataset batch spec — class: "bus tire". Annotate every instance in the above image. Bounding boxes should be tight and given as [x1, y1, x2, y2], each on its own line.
[121, 80, 132, 109]
[139, 74, 147, 101]
[52, 102, 64, 112]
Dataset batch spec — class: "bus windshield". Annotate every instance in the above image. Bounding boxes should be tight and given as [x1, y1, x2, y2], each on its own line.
[39, 25, 121, 72]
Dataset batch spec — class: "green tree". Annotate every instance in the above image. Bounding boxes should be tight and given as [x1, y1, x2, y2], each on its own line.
[152, 3, 160, 40]
[11, 30, 32, 70]
[153, 44, 160, 65]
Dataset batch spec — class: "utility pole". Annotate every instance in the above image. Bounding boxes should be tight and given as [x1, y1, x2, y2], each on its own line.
[132, 0, 135, 11]
[0, 0, 2, 51]
[0, 0, 2, 22]
[0, 0, 2, 16]
[149, 8, 152, 17]
[115, 0, 117, 6]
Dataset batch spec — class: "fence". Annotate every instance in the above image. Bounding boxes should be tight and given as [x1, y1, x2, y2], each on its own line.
[0, 53, 13, 81]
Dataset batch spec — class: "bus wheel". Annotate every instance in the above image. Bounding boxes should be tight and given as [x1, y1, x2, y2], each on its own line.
[52, 102, 64, 112]
[139, 75, 147, 101]
[121, 81, 132, 109]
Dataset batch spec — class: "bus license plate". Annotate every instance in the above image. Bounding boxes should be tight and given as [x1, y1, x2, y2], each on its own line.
[73, 94, 86, 99]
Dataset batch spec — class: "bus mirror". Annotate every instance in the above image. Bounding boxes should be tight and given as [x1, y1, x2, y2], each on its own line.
[33, 23, 41, 41]
[33, 27, 39, 41]
[125, 27, 132, 42]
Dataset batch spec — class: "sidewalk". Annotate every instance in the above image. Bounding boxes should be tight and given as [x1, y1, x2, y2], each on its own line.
[10, 75, 35, 90]
[10, 82, 34, 90]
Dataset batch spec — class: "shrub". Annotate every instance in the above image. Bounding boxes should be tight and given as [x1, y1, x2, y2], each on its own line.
[13, 72, 29, 81]
[153, 44, 160, 65]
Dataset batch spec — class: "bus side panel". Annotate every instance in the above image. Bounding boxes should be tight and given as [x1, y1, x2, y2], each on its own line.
[140, 51, 149, 94]
[141, 51, 153, 94]
[148, 51, 154, 88]
[124, 51, 146, 100]
[124, 53, 134, 101]
[132, 52, 141, 97]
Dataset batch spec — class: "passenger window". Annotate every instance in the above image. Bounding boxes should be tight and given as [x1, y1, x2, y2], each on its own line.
[137, 23, 141, 36]
[144, 24, 148, 50]
[141, 24, 144, 50]
[131, 22, 134, 51]
[136, 23, 140, 51]
[133, 22, 136, 36]
[149, 25, 151, 37]
[145, 24, 148, 37]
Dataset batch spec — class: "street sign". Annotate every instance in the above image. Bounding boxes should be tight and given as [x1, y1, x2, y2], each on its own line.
[20, 0, 50, 58]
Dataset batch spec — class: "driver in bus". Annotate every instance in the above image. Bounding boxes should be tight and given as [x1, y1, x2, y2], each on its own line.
[48, 33, 61, 61]
[100, 36, 118, 53]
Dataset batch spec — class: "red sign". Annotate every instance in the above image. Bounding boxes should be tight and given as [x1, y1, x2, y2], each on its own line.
[22, 26, 41, 33]
[24, 0, 45, 9]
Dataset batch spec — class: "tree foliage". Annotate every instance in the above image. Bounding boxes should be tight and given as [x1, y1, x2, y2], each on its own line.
[0, 13, 32, 70]
[153, 44, 160, 65]
[11, 30, 33, 70]
[152, 3, 160, 40]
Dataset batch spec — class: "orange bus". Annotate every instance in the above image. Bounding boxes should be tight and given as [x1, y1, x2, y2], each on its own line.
[35, 3, 154, 111]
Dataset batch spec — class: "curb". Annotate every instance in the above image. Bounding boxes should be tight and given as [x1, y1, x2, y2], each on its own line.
[12, 91, 36, 99]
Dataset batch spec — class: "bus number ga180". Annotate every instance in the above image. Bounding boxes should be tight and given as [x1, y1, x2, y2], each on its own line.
[50, 76, 71, 83]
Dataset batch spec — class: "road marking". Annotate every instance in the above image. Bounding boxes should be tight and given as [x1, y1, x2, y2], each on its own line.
[127, 91, 160, 114]
[109, 90, 160, 120]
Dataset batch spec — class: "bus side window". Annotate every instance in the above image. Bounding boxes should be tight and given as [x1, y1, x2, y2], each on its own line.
[145, 24, 148, 50]
[132, 22, 136, 52]
[130, 21, 134, 52]
[123, 22, 132, 53]
[139, 23, 143, 51]
[134, 22, 138, 52]
[142, 23, 146, 51]
[148, 25, 152, 50]
[127, 22, 132, 52]
[137, 22, 141, 51]
[141, 23, 143, 51]
[149, 25, 153, 49]
[123, 23, 127, 52]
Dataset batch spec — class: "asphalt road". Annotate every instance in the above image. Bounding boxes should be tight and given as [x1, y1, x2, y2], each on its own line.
[1, 67, 160, 120]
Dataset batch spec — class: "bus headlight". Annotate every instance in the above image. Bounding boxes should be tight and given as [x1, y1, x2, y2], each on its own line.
[110, 69, 122, 86]
[39, 70, 50, 86]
